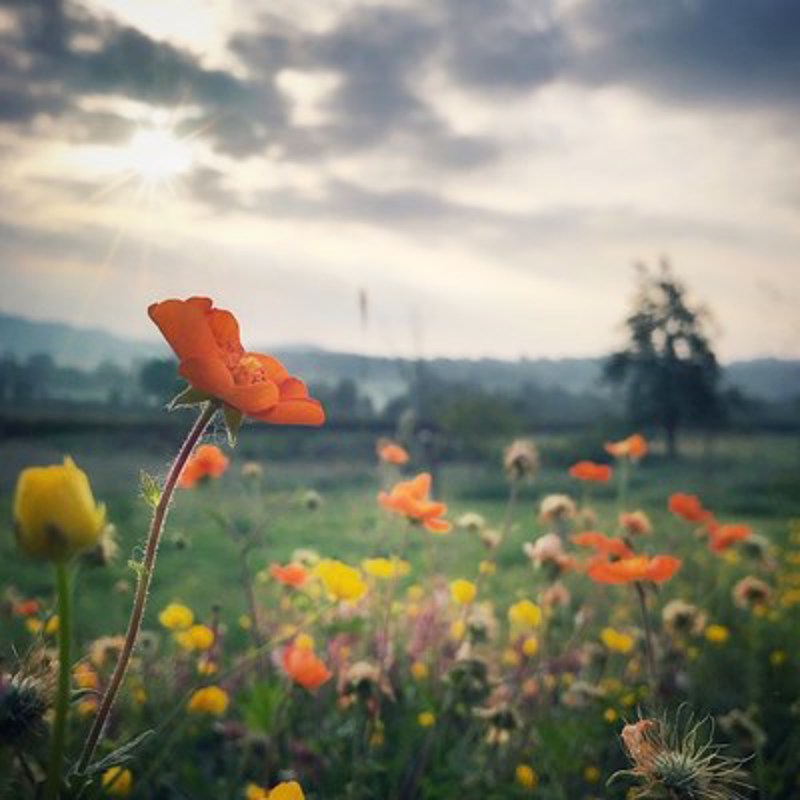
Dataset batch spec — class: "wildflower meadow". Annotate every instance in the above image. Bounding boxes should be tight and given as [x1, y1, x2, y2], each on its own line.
[1, 296, 798, 799]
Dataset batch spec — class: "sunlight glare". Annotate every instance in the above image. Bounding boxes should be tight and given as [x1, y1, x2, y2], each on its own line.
[127, 127, 193, 183]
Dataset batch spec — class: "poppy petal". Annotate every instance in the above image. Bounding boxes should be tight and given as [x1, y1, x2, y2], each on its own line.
[148, 299, 219, 362]
[179, 357, 234, 398]
[254, 399, 325, 426]
[207, 309, 244, 356]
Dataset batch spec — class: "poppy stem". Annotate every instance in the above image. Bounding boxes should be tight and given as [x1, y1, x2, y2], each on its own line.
[44, 562, 71, 800]
[634, 581, 657, 693]
[76, 401, 219, 774]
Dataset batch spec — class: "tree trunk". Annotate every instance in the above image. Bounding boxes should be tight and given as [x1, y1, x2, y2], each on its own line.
[665, 420, 678, 459]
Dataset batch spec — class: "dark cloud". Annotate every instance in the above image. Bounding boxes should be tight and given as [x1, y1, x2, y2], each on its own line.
[572, 0, 800, 108]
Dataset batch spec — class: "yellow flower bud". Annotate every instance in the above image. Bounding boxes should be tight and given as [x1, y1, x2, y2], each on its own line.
[515, 764, 537, 790]
[187, 685, 229, 716]
[418, 711, 435, 728]
[102, 766, 133, 797]
[175, 624, 215, 651]
[450, 579, 477, 606]
[315, 560, 367, 602]
[508, 599, 542, 629]
[158, 603, 194, 631]
[13, 457, 106, 561]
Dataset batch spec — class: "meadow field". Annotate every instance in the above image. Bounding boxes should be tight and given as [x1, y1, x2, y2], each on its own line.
[2, 421, 799, 799]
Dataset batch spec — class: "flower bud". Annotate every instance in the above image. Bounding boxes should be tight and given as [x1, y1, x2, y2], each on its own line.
[13, 457, 106, 562]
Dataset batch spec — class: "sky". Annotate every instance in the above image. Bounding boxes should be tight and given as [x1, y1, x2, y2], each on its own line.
[0, 0, 798, 361]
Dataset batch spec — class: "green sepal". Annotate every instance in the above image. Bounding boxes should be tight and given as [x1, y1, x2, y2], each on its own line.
[138, 470, 161, 509]
[168, 384, 213, 410]
[223, 405, 244, 447]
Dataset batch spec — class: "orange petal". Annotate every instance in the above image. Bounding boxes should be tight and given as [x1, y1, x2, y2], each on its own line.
[646, 556, 681, 582]
[222, 381, 280, 414]
[279, 377, 310, 400]
[253, 399, 325, 426]
[179, 357, 234, 398]
[207, 309, 243, 355]
[249, 353, 290, 383]
[148, 299, 219, 362]
[424, 517, 451, 534]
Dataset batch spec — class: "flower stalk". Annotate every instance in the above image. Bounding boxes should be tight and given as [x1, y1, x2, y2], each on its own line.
[44, 562, 72, 800]
[77, 401, 219, 773]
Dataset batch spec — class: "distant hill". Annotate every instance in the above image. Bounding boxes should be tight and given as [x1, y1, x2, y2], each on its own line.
[0, 311, 797, 405]
[0, 312, 162, 368]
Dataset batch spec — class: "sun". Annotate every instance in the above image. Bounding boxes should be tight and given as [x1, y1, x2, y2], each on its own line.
[126, 126, 193, 184]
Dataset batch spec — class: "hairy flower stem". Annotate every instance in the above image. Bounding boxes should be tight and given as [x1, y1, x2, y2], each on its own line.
[44, 562, 72, 800]
[77, 402, 218, 773]
[634, 581, 657, 693]
[501, 481, 520, 535]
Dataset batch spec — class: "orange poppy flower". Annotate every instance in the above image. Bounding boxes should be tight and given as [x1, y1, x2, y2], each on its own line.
[13, 599, 40, 617]
[667, 493, 711, 523]
[376, 439, 410, 465]
[378, 473, 451, 533]
[605, 434, 648, 460]
[572, 532, 633, 559]
[281, 643, 332, 691]
[148, 297, 324, 426]
[587, 554, 681, 585]
[709, 523, 751, 553]
[569, 461, 613, 482]
[178, 444, 230, 488]
[270, 562, 309, 588]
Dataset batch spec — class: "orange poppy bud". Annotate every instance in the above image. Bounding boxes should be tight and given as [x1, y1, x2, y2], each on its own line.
[376, 439, 410, 465]
[605, 434, 648, 460]
[270, 563, 309, 588]
[281, 643, 332, 691]
[569, 461, 613, 482]
[668, 493, 711, 523]
[178, 444, 230, 488]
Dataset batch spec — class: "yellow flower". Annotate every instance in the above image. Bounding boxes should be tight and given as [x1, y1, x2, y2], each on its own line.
[176, 624, 215, 651]
[418, 711, 435, 728]
[769, 649, 787, 666]
[268, 781, 305, 800]
[450, 579, 477, 606]
[515, 764, 538, 790]
[13, 457, 106, 561]
[102, 766, 133, 797]
[73, 661, 99, 690]
[246, 784, 269, 800]
[704, 624, 730, 644]
[621, 692, 637, 708]
[479, 560, 496, 576]
[450, 620, 466, 640]
[583, 766, 601, 784]
[187, 685, 229, 715]
[77, 696, 99, 717]
[294, 633, 315, 651]
[159, 603, 194, 631]
[604, 708, 619, 723]
[44, 615, 60, 636]
[315, 560, 367, 602]
[508, 599, 542, 629]
[407, 584, 424, 602]
[503, 648, 522, 667]
[411, 660, 429, 680]
[362, 557, 410, 579]
[239, 614, 253, 630]
[600, 627, 635, 654]
[522, 636, 539, 657]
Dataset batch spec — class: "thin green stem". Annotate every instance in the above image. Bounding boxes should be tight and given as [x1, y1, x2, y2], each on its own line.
[76, 401, 218, 773]
[634, 581, 657, 693]
[44, 562, 71, 800]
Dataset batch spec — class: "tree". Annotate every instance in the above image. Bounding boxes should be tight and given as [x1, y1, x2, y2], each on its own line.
[605, 262, 722, 458]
